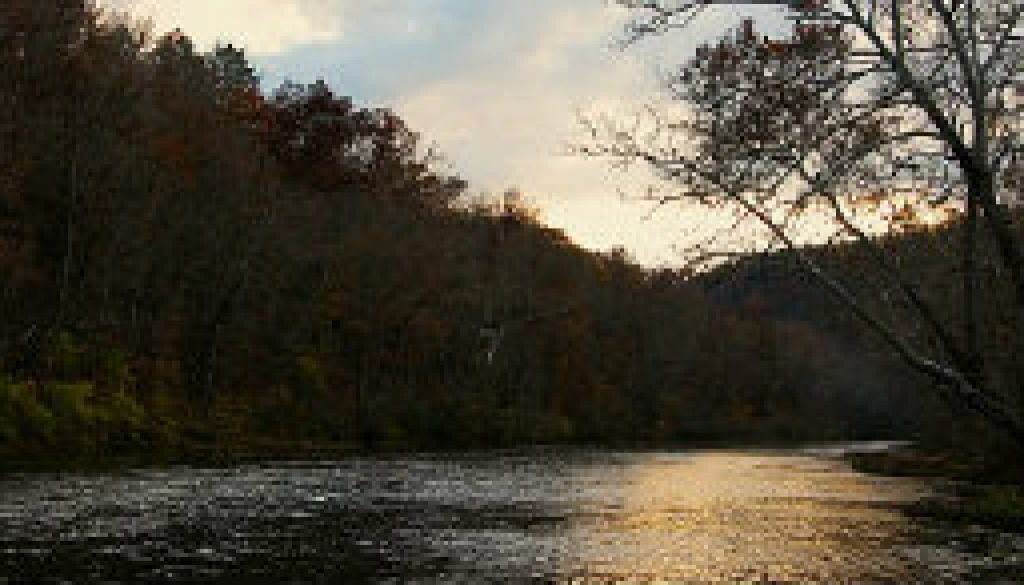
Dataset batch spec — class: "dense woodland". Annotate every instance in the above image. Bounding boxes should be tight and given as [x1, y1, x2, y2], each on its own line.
[700, 213, 1024, 451]
[0, 2, 1001, 462]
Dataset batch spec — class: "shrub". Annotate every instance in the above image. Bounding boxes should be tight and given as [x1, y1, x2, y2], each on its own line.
[40, 382, 97, 425]
[0, 376, 19, 442]
[0, 379, 56, 445]
[40, 332, 85, 379]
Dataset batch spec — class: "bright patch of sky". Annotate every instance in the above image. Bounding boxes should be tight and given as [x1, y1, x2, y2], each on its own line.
[101, 0, 792, 267]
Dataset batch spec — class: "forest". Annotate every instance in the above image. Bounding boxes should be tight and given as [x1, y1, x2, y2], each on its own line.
[0, 1, 1009, 465]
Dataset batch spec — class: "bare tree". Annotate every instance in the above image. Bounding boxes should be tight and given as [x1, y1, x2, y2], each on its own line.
[584, 0, 1024, 441]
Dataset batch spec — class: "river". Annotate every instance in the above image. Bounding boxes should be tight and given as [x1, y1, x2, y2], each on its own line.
[1, 444, 1021, 583]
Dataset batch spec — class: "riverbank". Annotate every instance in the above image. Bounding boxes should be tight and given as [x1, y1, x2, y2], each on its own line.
[0, 434, 906, 475]
[848, 445, 1024, 534]
[0, 439, 363, 474]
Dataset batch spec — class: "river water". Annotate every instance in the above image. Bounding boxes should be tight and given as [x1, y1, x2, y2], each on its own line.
[1, 444, 1022, 583]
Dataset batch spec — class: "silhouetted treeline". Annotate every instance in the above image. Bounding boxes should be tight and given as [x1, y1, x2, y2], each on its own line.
[697, 215, 1024, 449]
[0, 2, 920, 461]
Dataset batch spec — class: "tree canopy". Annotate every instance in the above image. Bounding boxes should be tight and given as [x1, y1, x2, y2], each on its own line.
[0, 0, 993, 461]
[592, 0, 1024, 443]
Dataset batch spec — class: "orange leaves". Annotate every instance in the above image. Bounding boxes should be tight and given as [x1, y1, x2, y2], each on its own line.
[855, 189, 889, 211]
[221, 87, 267, 124]
[885, 200, 926, 231]
[763, 40, 789, 56]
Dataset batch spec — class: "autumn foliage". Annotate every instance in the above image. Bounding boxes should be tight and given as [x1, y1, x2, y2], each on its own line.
[0, 2, 942, 461]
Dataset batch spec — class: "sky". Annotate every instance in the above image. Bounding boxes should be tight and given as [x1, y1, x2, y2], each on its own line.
[103, 0, 791, 266]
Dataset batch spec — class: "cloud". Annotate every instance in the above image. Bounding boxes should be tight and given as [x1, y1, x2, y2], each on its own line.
[376, 2, 795, 263]
[394, 2, 646, 186]
[387, 1, 687, 260]
[101, 0, 357, 55]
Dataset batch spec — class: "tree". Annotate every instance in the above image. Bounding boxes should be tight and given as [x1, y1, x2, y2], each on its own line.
[588, 0, 1024, 441]
[263, 79, 465, 206]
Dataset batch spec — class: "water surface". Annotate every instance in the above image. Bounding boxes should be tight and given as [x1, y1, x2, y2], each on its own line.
[2, 445, 1022, 583]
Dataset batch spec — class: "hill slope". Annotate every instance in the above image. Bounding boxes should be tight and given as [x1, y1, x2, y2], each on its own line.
[0, 2, 937, 463]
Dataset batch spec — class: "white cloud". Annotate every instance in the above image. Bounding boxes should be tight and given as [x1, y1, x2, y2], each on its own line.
[101, 0, 351, 55]
[396, 4, 643, 186]
[392, 2, 686, 260]
[385, 2, 796, 265]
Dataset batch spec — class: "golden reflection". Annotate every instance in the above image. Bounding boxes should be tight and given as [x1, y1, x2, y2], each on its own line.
[558, 451, 939, 583]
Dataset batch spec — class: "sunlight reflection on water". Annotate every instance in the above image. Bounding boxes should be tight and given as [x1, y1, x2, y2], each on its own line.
[1, 445, 1021, 583]
[562, 451, 934, 582]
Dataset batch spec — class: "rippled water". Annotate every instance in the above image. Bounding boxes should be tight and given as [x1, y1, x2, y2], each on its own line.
[1, 444, 1022, 583]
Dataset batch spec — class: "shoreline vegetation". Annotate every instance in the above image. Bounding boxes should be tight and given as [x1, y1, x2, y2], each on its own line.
[2, 2, 1022, 541]
[2, 3, 948, 476]
[0, 422, 883, 474]
[848, 445, 1024, 534]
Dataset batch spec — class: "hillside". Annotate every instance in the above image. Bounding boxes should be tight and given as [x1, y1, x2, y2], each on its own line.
[694, 214, 1024, 447]
[0, 2, 933, 465]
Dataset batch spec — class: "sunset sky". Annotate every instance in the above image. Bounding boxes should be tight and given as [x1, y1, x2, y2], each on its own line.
[102, 0, 791, 266]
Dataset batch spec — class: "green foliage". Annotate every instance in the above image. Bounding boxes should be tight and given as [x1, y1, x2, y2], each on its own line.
[908, 484, 1024, 533]
[971, 487, 1024, 529]
[295, 354, 327, 394]
[107, 391, 146, 429]
[94, 348, 133, 394]
[0, 378, 16, 443]
[40, 382, 96, 424]
[0, 378, 55, 445]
